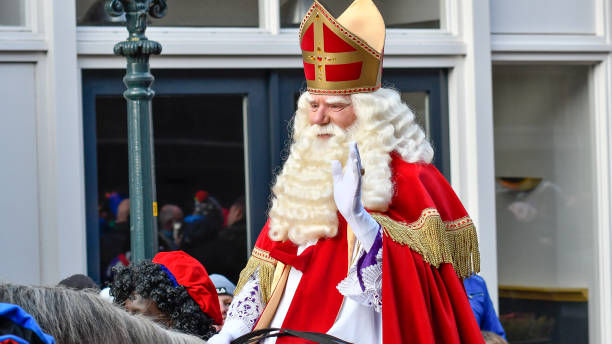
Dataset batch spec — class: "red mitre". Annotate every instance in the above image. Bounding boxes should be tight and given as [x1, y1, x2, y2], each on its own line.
[299, 0, 386, 94]
[152, 251, 224, 325]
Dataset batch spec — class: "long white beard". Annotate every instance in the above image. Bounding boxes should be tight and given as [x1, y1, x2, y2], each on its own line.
[268, 88, 434, 246]
[268, 120, 393, 245]
[268, 123, 347, 244]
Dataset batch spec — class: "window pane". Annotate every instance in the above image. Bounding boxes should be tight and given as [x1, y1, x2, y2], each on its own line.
[0, 0, 26, 26]
[401, 92, 429, 137]
[96, 94, 248, 284]
[493, 65, 593, 343]
[77, 0, 258, 27]
[491, 0, 595, 34]
[281, 0, 441, 29]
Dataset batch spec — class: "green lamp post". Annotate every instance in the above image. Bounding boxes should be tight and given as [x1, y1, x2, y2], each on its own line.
[105, 0, 166, 263]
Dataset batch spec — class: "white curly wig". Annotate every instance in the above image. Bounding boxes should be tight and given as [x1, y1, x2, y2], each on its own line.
[268, 87, 433, 245]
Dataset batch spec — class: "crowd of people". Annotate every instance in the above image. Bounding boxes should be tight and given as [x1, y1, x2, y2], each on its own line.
[1, 251, 507, 344]
[1, 187, 506, 344]
[99, 190, 247, 286]
[1, 251, 239, 343]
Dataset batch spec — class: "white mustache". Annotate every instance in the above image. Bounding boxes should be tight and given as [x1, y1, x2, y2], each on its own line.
[312, 124, 344, 136]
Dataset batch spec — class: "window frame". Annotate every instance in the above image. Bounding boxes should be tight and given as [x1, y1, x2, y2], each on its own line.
[76, 0, 462, 56]
[0, 0, 47, 52]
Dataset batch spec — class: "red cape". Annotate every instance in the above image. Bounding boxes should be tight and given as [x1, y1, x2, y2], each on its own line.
[240, 154, 483, 343]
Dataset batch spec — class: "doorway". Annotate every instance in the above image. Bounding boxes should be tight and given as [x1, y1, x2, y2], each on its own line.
[82, 68, 448, 283]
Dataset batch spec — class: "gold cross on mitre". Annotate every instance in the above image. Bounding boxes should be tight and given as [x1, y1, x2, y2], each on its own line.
[299, 0, 385, 94]
[305, 45, 337, 82]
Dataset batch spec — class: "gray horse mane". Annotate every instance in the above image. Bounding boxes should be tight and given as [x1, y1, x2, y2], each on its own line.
[0, 282, 206, 344]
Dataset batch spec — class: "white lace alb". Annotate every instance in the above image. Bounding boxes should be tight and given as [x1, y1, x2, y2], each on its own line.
[336, 244, 383, 312]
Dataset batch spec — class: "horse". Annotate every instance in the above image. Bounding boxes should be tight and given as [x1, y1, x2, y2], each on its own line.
[0, 282, 206, 344]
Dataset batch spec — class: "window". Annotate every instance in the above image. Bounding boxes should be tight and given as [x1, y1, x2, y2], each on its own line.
[491, 0, 595, 34]
[401, 92, 430, 137]
[95, 94, 247, 283]
[82, 70, 271, 283]
[77, 0, 258, 27]
[281, 0, 442, 29]
[0, 0, 26, 27]
[493, 65, 594, 343]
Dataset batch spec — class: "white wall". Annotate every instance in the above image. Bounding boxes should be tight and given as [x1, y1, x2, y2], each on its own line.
[0, 0, 87, 286]
[0, 63, 40, 285]
[36, 0, 87, 285]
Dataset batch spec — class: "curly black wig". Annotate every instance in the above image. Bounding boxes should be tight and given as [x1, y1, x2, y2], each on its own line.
[110, 260, 217, 340]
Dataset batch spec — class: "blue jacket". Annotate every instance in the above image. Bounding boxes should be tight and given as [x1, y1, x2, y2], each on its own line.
[0, 303, 55, 344]
[463, 275, 507, 340]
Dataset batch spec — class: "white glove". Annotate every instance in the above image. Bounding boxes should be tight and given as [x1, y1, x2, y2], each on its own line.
[206, 332, 233, 344]
[207, 317, 251, 344]
[331, 142, 379, 251]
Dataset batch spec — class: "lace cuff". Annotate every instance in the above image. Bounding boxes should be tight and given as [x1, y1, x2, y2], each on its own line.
[336, 230, 383, 312]
[224, 270, 264, 334]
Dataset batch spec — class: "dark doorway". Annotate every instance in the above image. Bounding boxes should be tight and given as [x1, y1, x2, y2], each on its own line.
[82, 68, 447, 283]
[96, 94, 245, 212]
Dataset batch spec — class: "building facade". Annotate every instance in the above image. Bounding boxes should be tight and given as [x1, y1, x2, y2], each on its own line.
[1, 0, 610, 342]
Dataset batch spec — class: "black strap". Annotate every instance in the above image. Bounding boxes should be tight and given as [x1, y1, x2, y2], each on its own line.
[231, 328, 353, 344]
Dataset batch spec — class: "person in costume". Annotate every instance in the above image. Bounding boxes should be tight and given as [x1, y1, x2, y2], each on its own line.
[110, 250, 222, 340]
[209, 1, 483, 343]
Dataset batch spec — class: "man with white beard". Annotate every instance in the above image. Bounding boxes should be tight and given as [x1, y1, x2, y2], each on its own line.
[209, 1, 483, 343]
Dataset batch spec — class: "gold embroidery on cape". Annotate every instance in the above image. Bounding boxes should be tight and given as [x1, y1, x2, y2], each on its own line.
[372, 209, 480, 278]
[234, 247, 277, 303]
[299, 1, 382, 93]
[251, 246, 276, 264]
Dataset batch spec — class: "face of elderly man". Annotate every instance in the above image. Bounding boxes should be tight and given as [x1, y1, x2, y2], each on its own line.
[307, 94, 356, 133]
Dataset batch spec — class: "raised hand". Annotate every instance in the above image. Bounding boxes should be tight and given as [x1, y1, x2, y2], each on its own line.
[331, 141, 364, 221]
[331, 142, 379, 251]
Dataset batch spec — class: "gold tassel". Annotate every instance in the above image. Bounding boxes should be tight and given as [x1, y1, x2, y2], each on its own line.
[447, 223, 480, 278]
[372, 210, 480, 279]
[234, 249, 277, 303]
